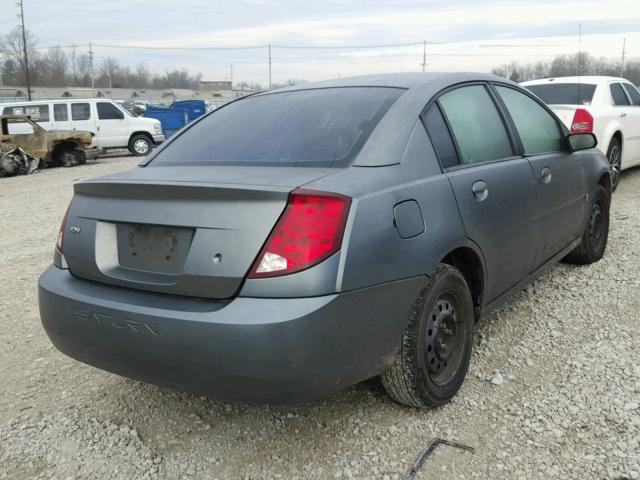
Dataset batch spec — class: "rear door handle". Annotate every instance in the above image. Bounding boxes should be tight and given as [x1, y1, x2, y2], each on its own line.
[620, 112, 627, 117]
[472, 180, 488, 201]
[539, 167, 552, 184]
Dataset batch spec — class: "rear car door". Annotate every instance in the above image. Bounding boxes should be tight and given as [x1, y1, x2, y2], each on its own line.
[493, 84, 588, 267]
[96, 101, 129, 148]
[425, 84, 539, 303]
[609, 82, 639, 166]
[620, 82, 640, 166]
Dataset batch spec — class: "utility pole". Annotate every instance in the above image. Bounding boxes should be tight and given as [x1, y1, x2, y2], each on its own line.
[230, 64, 233, 88]
[88, 42, 95, 88]
[17, 0, 32, 100]
[268, 44, 272, 89]
[621, 38, 627, 77]
[421, 40, 427, 72]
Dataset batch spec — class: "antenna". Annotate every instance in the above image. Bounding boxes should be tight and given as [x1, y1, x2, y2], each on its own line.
[421, 40, 427, 72]
[16, 0, 32, 101]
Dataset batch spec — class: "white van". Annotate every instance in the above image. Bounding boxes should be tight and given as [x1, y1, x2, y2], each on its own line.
[0, 99, 164, 156]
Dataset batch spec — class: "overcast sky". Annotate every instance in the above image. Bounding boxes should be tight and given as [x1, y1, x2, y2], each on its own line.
[2, 0, 639, 85]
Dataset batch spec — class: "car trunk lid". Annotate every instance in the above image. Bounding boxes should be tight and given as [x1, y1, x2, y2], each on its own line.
[63, 165, 336, 299]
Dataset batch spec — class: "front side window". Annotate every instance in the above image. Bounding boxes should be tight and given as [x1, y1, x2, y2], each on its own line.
[150, 87, 404, 167]
[622, 83, 640, 106]
[54, 104, 68, 121]
[97, 102, 124, 120]
[71, 103, 91, 121]
[437, 85, 513, 165]
[610, 83, 631, 106]
[496, 86, 565, 155]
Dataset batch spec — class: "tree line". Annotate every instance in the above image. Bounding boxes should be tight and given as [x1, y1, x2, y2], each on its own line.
[492, 52, 640, 85]
[0, 27, 204, 90]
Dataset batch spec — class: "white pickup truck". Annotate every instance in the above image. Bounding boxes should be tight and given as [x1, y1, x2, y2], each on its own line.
[522, 76, 640, 190]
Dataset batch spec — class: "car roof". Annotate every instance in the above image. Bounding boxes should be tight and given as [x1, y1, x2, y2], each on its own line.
[263, 72, 512, 93]
[522, 76, 630, 86]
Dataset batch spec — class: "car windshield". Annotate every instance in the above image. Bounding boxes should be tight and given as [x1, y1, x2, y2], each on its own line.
[150, 87, 404, 167]
[525, 83, 597, 105]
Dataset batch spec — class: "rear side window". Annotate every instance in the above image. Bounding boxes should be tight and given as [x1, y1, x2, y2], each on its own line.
[423, 104, 459, 168]
[2, 104, 49, 122]
[54, 104, 68, 121]
[97, 102, 124, 120]
[150, 87, 404, 167]
[438, 85, 513, 165]
[71, 103, 91, 120]
[525, 83, 596, 105]
[622, 83, 640, 106]
[610, 83, 631, 106]
[496, 86, 564, 155]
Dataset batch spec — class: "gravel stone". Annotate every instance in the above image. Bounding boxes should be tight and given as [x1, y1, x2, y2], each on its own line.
[1, 155, 638, 479]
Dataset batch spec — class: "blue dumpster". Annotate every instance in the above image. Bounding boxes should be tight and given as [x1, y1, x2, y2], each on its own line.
[143, 100, 206, 138]
[171, 100, 206, 122]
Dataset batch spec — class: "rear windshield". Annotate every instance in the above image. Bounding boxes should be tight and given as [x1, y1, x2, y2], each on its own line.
[150, 87, 404, 167]
[525, 83, 596, 105]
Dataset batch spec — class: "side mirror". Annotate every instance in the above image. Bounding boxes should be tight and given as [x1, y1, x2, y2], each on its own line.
[568, 133, 597, 152]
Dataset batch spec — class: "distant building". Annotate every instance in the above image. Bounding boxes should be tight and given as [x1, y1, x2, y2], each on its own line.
[199, 81, 232, 91]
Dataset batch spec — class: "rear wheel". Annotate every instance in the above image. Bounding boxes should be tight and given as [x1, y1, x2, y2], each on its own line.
[606, 137, 622, 192]
[128, 133, 152, 156]
[381, 264, 474, 408]
[564, 185, 610, 265]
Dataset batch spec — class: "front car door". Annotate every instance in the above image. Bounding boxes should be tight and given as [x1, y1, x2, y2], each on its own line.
[424, 83, 539, 303]
[492, 84, 588, 267]
[96, 101, 129, 148]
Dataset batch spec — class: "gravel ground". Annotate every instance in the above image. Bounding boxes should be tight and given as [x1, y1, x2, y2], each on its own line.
[0, 157, 638, 480]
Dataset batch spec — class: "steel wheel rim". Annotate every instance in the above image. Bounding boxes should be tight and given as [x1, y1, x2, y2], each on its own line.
[134, 139, 150, 154]
[608, 145, 621, 187]
[424, 294, 464, 385]
[589, 201, 604, 247]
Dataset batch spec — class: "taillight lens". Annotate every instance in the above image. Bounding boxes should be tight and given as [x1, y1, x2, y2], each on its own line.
[56, 206, 70, 253]
[248, 188, 351, 278]
[571, 108, 593, 134]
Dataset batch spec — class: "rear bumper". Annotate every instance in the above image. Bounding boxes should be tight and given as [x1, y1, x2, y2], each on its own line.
[152, 134, 165, 145]
[38, 266, 423, 403]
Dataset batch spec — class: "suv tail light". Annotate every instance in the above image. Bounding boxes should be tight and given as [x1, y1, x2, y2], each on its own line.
[248, 189, 351, 278]
[56, 206, 70, 253]
[571, 108, 593, 133]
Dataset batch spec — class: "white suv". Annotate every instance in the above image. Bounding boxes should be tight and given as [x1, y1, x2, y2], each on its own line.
[0, 99, 164, 157]
[522, 76, 640, 190]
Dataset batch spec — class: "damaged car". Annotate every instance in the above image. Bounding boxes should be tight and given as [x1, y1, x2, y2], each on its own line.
[0, 115, 97, 177]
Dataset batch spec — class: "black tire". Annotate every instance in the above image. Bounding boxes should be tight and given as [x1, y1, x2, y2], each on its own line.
[128, 133, 153, 156]
[564, 185, 610, 265]
[606, 137, 622, 192]
[53, 145, 86, 168]
[381, 264, 474, 408]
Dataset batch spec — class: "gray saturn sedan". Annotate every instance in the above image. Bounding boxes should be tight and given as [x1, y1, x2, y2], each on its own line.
[39, 73, 611, 407]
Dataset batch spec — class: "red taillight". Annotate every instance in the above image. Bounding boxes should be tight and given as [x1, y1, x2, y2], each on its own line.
[56, 206, 70, 253]
[248, 188, 352, 278]
[571, 108, 593, 134]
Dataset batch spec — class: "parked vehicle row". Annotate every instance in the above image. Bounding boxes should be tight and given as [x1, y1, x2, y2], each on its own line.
[0, 99, 164, 157]
[523, 76, 640, 190]
[39, 73, 611, 408]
